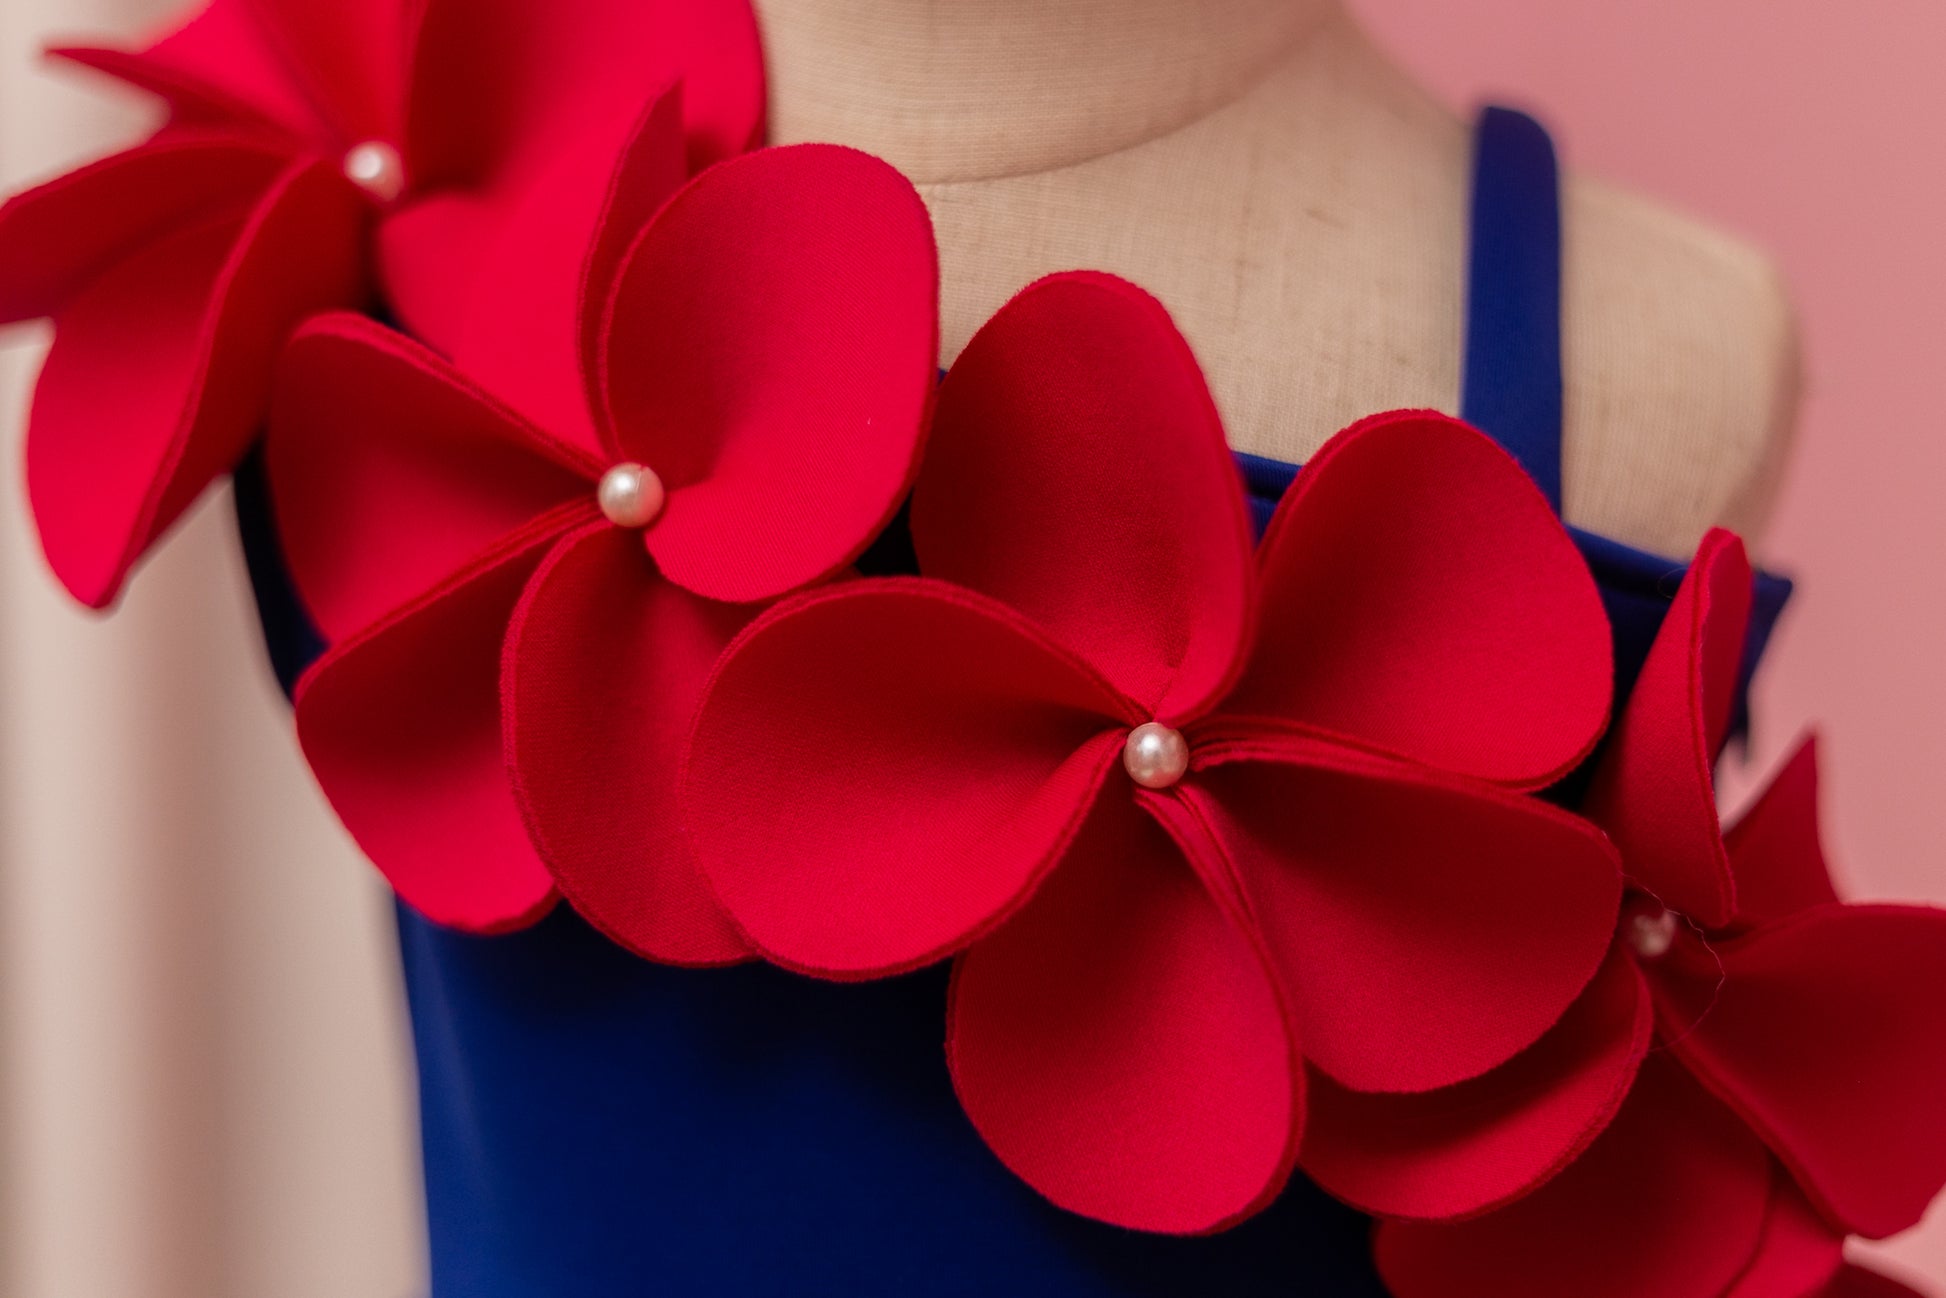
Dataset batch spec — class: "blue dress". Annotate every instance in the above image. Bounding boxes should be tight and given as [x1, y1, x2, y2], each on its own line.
[234, 108, 1790, 1296]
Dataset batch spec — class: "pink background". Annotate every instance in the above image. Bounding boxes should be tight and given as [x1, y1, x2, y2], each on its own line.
[1350, 0, 1946, 1285]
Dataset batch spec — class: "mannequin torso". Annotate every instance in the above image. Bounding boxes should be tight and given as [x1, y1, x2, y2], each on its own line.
[756, 0, 1799, 558]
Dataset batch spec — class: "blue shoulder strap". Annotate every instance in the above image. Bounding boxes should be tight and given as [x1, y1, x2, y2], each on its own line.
[1462, 106, 1565, 512]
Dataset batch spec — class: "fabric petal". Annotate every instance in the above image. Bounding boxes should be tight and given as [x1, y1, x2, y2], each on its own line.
[1724, 1169, 1846, 1298]
[361, 190, 496, 359]
[1820, 1266, 1928, 1298]
[948, 794, 1302, 1234]
[603, 144, 939, 602]
[405, 0, 763, 188]
[221, 0, 404, 144]
[503, 521, 754, 967]
[418, 82, 684, 449]
[1375, 1055, 1775, 1298]
[1660, 903, 1946, 1239]
[52, 46, 290, 132]
[910, 271, 1256, 721]
[294, 522, 578, 934]
[1725, 736, 1841, 925]
[267, 314, 596, 642]
[26, 159, 364, 608]
[85, 2, 321, 133]
[1301, 943, 1651, 1221]
[1225, 409, 1611, 789]
[1583, 528, 1753, 927]
[683, 578, 1133, 978]
[0, 133, 284, 324]
[1190, 736, 1621, 1091]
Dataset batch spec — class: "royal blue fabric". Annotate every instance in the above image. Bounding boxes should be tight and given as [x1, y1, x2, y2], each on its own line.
[396, 900, 1386, 1297]
[1451, 106, 1787, 736]
[232, 106, 1792, 1297]
[1463, 106, 1565, 511]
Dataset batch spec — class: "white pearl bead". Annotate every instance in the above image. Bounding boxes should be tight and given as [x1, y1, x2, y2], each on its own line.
[342, 141, 406, 202]
[1626, 906, 1681, 961]
[597, 462, 665, 529]
[1123, 723, 1190, 790]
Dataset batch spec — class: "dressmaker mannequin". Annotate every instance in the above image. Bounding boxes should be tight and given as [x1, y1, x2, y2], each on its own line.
[755, 0, 1800, 558]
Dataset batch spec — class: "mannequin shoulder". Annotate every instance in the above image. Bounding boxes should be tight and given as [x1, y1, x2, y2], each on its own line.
[914, 86, 1801, 560]
[1559, 173, 1801, 557]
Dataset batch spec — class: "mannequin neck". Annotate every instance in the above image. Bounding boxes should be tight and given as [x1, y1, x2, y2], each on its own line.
[753, 0, 1344, 183]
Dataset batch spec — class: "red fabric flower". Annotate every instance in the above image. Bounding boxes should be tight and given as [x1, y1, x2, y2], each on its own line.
[680, 271, 1623, 1233]
[0, 0, 762, 607]
[265, 138, 939, 948]
[1348, 532, 1946, 1298]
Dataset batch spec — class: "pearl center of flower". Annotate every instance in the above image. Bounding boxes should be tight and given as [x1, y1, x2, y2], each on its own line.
[1624, 903, 1682, 961]
[342, 141, 406, 203]
[597, 462, 665, 529]
[1123, 723, 1190, 790]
